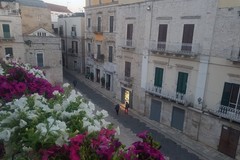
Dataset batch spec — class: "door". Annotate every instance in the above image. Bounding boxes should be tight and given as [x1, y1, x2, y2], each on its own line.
[181, 24, 194, 51]
[171, 107, 185, 131]
[150, 99, 162, 122]
[218, 126, 240, 158]
[106, 74, 111, 90]
[121, 88, 133, 108]
[96, 69, 100, 83]
[157, 24, 168, 50]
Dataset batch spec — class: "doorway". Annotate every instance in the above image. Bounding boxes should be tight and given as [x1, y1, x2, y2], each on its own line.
[218, 126, 240, 158]
[106, 74, 111, 90]
[96, 69, 100, 83]
[121, 88, 132, 108]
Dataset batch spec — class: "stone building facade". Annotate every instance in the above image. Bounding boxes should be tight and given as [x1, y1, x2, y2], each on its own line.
[18, 0, 63, 84]
[85, 0, 118, 92]
[0, 1, 25, 62]
[58, 13, 85, 73]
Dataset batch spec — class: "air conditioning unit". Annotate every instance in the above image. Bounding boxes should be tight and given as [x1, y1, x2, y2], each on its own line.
[71, 31, 76, 37]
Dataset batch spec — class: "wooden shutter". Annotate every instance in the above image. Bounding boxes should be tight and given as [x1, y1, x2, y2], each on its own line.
[221, 83, 232, 106]
[109, 46, 113, 62]
[97, 17, 101, 32]
[125, 61, 131, 77]
[127, 24, 133, 40]
[110, 16, 114, 32]
[176, 72, 188, 94]
[154, 67, 163, 87]
[158, 24, 168, 42]
[3, 24, 10, 38]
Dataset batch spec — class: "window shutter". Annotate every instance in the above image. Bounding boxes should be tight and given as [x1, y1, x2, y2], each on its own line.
[127, 24, 133, 40]
[177, 72, 188, 94]
[110, 16, 114, 32]
[154, 68, 163, 87]
[3, 24, 10, 38]
[221, 83, 232, 106]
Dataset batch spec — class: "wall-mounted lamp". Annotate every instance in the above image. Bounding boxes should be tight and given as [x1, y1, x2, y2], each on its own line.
[147, 6, 151, 11]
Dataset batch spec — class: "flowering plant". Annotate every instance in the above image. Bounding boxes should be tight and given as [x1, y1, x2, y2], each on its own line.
[0, 62, 63, 103]
[0, 62, 165, 160]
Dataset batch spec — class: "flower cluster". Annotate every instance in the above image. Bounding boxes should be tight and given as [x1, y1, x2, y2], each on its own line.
[0, 84, 115, 159]
[0, 63, 165, 160]
[0, 62, 63, 103]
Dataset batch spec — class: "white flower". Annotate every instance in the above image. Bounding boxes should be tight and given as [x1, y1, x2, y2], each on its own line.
[100, 110, 108, 118]
[53, 90, 60, 95]
[63, 83, 70, 88]
[22, 146, 33, 152]
[83, 119, 91, 128]
[55, 133, 69, 146]
[88, 101, 95, 111]
[19, 119, 27, 128]
[0, 129, 11, 141]
[115, 126, 120, 135]
[88, 125, 100, 133]
[100, 119, 111, 128]
[13, 97, 28, 108]
[0, 64, 4, 75]
[36, 123, 47, 136]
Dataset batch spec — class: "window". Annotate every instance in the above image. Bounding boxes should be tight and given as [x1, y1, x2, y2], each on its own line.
[108, 46, 113, 62]
[126, 24, 133, 46]
[72, 41, 78, 53]
[176, 72, 188, 94]
[36, 51, 44, 67]
[37, 32, 46, 36]
[72, 26, 76, 36]
[5, 47, 13, 57]
[88, 43, 91, 53]
[181, 24, 194, 51]
[109, 16, 114, 32]
[87, 18, 91, 28]
[2, 24, 10, 38]
[125, 61, 131, 77]
[97, 17, 101, 32]
[154, 67, 163, 88]
[157, 24, 168, 50]
[97, 45, 101, 55]
[61, 39, 65, 51]
[221, 83, 240, 109]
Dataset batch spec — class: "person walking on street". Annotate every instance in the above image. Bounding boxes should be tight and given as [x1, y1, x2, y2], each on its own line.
[125, 102, 129, 114]
[73, 79, 77, 87]
[115, 104, 120, 115]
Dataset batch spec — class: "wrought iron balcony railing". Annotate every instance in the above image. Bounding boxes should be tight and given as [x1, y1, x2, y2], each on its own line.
[149, 41, 200, 57]
[209, 104, 240, 123]
[146, 83, 192, 105]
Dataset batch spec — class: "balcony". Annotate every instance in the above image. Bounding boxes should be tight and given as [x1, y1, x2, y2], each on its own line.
[146, 83, 192, 105]
[97, 54, 104, 62]
[92, 26, 103, 34]
[209, 105, 240, 123]
[71, 31, 77, 37]
[149, 41, 200, 57]
[119, 39, 135, 50]
[227, 47, 240, 63]
[0, 9, 20, 16]
[0, 35, 15, 42]
[120, 76, 134, 88]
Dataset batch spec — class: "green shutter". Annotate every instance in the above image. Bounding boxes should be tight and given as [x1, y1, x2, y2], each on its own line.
[177, 72, 188, 94]
[154, 68, 163, 87]
[221, 82, 232, 106]
[3, 24, 10, 38]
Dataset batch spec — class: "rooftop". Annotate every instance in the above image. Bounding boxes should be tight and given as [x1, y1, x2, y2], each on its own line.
[45, 2, 72, 13]
[16, 0, 47, 8]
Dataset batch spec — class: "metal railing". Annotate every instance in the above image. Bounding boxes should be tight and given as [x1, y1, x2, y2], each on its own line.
[146, 83, 192, 105]
[149, 41, 200, 56]
[209, 104, 240, 123]
[120, 76, 134, 88]
[119, 39, 135, 49]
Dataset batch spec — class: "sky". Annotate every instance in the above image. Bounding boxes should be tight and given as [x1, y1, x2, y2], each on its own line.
[44, 0, 85, 13]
